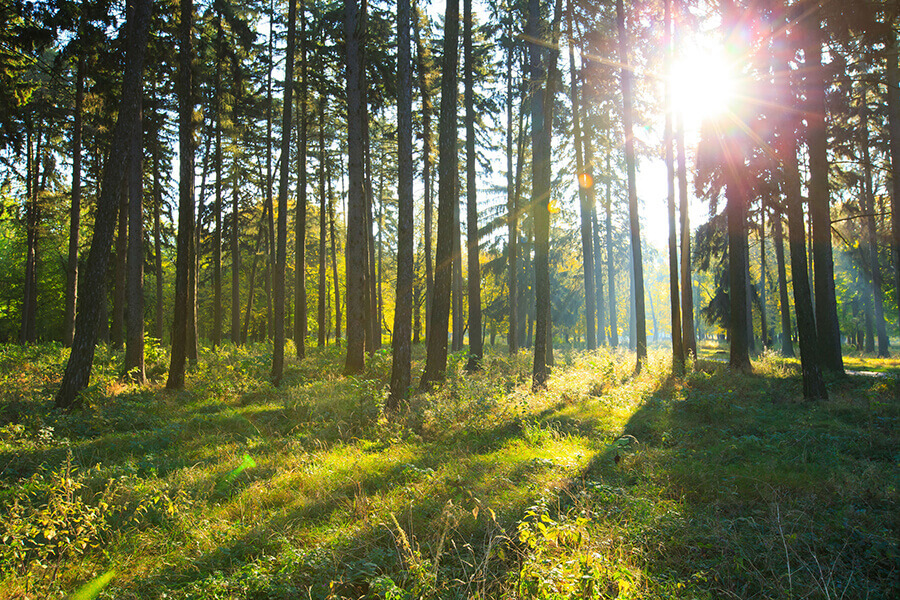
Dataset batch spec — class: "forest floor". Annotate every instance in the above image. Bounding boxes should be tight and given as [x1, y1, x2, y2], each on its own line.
[0, 341, 897, 599]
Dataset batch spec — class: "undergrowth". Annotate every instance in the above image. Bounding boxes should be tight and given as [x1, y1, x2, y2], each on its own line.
[0, 342, 896, 599]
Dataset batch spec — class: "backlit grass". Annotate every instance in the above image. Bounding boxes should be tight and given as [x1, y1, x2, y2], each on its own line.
[0, 341, 896, 599]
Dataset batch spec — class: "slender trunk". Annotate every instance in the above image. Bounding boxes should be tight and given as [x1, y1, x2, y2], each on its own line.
[295, 0, 308, 357]
[886, 18, 900, 330]
[57, 0, 151, 407]
[616, 0, 646, 371]
[111, 170, 127, 350]
[568, 0, 596, 350]
[415, 3, 433, 343]
[803, 26, 843, 374]
[509, 80, 528, 353]
[606, 144, 618, 347]
[664, 0, 683, 373]
[365, 118, 377, 352]
[265, 2, 275, 341]
[153, 138, 164, 341]
[506, 29, 517, 355]
[213, 14, 223, 348]
[451, 180, 463, 352]
[329, 168, 341, 342]
[860, 95, 889, 356]
[773, 209, 793, 356]
[419, 0, 458, 389]
[21, 125, 39, 344]
[674, 8, 695, 360]
[166, 0, 195, 389]
[464, 0, 482, 370]
[231, 159, 241, 343]
[389, 0, 414, 407]
[64, 53, 85, 347]
[124, 69, 145, 382]
[318, 95, 327, 347]
[760, 203, 769, 348]
[272, 0, 297, 384]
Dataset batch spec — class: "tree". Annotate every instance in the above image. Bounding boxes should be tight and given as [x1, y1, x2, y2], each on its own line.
[56, 0, 151, 407]
[567, 0, 596, 351]
[419, 0, 459, 389]
[63, 50, 84, 348]
[389, 0, 413, 408]
[464, 0, 483, 370]
[167, 0, 197, 390]
[616, 0, 646, 372]
[272, 0, 297, 384]
[664, 0, 683, 373]
[294, 0, 308, 359]
[344, 0, 368, 374]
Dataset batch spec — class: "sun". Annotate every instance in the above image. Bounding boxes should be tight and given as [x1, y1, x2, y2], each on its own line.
[670, 49, 736, 127]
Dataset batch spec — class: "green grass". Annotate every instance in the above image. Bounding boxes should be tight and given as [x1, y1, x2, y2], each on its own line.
[0, 341, 896, 599]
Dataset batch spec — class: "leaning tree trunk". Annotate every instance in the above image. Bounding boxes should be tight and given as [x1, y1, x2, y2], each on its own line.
[419, 0, 459, 389]
[57, 0, 151, 407]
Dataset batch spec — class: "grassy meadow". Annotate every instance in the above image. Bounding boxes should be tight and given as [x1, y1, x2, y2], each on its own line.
[0, 340, 897, 599]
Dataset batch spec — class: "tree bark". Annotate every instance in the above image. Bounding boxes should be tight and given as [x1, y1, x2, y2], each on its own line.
[605, 142, 618, 348]
[272, 0, 297, 384]
[568, 0, 596, 351]
[57, 0, 151, 407]
[616, 0, 646, 371]
[64, 52, 85, 348]
[886, 16, 900, 331]
[344, 0, 368, 373]
[153, 137, 164, 342]
[773, 208, 794, 356]
[674, 6, 695, 360]
[328, 168, 341, 342]
[111, 171, 127, 350]
[318, 95, 328, 348]
[166, 0, 196, 389]
[664, 0, 683, 373]
[124, 51, 145, 382]
[212, 12, 223, 348]
[389, 0, 414, 408]
[414, 3, 433, 344]
[419, 0, 459, 389]
[506, 23, 518, 355]
[803, 25, 843, 374]
[295, 0, 308, 358]
[464, 0, 482, 370]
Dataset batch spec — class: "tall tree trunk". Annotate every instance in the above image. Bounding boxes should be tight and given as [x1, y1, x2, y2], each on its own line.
[568, 0, 596, 351]
[509, 77, 528, 354]
[318, 95, 327, 348]
[506, 26, 518, 355]
[153, 137, 164, 341]
[773, 209, 794, 356]
[886, 15, 900, 330]
[57, 0, 151, 407]
[111, 172, 127, 350]
[365, 119, 377, 352]
[124, 66, 145, 383]
[344, 0, 367, 373]
[616, 0, 646, 371]
[166, 0, 196, 390]
[464, 0, 482, 370]
[295, 0, 308, 358]
[272, 0, 297, 384]
[64, 52, 85, 348]
[419, 0, 459, 389]
[674, 5, 695, 360]
[329, 169, 341, 342]
[231, 159, 241, 344]
[212, 13, 223, 348]
[451, 180, 463, 352]
[803, 25, 843, 374]
[605, 143, 618, 348]
[759, 203, 769, 348]
[21, 124, 39, 344]
[265, 2, 275, 341]
[415, 2, 433, 344]
[389, 0, 414, 407]
[242, 211, 267, 343]
[664, 0, 683, 373]
[726, 162, 751, 371]
[860, 98, 889, 356]
[775, 26, 827, 400]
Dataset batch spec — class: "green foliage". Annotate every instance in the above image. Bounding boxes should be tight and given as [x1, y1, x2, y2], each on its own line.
[0, 344, 896, 599]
